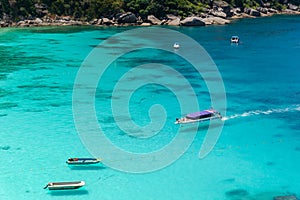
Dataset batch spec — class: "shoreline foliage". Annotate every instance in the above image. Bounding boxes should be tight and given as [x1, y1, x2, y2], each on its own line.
[0, 0, 299, 21]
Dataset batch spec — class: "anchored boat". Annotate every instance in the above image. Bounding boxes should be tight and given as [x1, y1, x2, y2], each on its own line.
[175, 109, 222, 124]
[173, 42, 180, 49]
[44, 181, 85, 190]
[231, 36, 239, 43]
[66, 158, 102, 165]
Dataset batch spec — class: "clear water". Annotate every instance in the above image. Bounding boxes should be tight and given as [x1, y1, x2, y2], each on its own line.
[0, 15, 300, 199]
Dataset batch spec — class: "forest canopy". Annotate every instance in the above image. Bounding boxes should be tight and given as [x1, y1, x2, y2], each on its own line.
[0, 0, 299, 21]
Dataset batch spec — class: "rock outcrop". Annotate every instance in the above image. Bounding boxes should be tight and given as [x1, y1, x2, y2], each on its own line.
[213, 1, 231, 17]
[245, 8, 261, 17]
[117, 12, 137, 24]
[180, 16, 205, 26]
[147, 15, 162, 25]
[211, 11, 227, 18]
[288, 3, 299, 11]
[102, 18, 114, 25]
[202, 16, 230, 25]
[140, 22, 151, 26]
[257, 7, 268, 14]
[268, 8, 278, 13]
[166, 14, 180, 26]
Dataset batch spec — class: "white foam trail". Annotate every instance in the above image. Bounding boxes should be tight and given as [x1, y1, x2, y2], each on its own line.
[222, 105, 300, 121]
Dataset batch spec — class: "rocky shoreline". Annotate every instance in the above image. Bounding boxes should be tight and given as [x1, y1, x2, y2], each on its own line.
[0, 1, 299, 28]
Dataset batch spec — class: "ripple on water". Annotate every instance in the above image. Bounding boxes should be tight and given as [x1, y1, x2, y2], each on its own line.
[0, 102, 18, 109]
[0, 89, 13, 97]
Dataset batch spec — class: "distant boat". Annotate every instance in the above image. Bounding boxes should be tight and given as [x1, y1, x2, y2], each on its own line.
[44, 181, 85, 190]
[66, 158, 102, 165]
[175, 108, 222, 124]
[231, 36, 239, 43]
[173, 42, 180, 49]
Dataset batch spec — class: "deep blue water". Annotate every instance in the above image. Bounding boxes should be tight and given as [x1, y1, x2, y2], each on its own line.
[0, 15, 300, 199]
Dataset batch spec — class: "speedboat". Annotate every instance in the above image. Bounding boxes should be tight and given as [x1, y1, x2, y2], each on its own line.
[175, 108, 222, 124]
[66, 158, 102, 165]
[173, 42, 180, 49]
[231, 36, 239, 43]
[44, 181, 85, 190]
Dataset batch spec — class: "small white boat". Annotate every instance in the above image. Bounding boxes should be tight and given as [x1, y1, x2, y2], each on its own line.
[66, 158, 101, 165]
[173, 42, 180, 49]
[44, 181, 85, 190]
[175, 108, 222, 124]
[231, 36, 239, 43]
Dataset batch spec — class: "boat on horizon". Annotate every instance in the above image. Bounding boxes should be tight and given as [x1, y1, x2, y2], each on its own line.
[175, 108, 222, 124]
[66, 158, 102, 165]
[44, 181, 85, 190]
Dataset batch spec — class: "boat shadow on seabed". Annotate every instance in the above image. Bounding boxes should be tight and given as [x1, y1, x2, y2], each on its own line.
[48, 189, 89, 196]
[68, 165, 106, 171]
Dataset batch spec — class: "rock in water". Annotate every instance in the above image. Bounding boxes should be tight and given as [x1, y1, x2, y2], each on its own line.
[180, 17, 205, 26]
[166, 14, 181, 26]
[202, 16, 230, 25]
[117, 12, 137, 24]
[1, 145, 10, 150]
[273, 195, 298, 200]
[102, 18, 113, 25]
[225, 189, 249, 198]
[147, 15, 162, 25]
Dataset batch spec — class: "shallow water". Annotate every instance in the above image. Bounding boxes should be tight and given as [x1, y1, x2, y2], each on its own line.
[0, 16, 300, 199]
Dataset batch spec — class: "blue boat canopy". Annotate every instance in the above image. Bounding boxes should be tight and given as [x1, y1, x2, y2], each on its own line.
[186, 110, 213, 119]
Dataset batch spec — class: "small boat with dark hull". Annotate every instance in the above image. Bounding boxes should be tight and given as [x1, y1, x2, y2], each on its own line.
[44, 181, 85, 190]
[66, 158, 101, 165]
[175, 109, 222, 124]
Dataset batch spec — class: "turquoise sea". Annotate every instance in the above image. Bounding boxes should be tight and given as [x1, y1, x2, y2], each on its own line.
[1, 15, 300, 200]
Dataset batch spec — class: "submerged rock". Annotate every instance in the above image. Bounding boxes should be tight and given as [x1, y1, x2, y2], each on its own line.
[225, 189, 249, 198]
[1, 145, 10, 150]
[273, 195, 298, 200]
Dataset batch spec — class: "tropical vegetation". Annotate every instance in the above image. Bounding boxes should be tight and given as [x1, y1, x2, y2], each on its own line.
[0, 0, 299, 21]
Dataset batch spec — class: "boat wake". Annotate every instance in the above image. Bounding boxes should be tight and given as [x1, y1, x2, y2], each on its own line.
[222, 105, 300, 121]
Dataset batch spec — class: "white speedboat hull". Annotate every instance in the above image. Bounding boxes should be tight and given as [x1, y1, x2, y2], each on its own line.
[45, 181, 85, 190]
